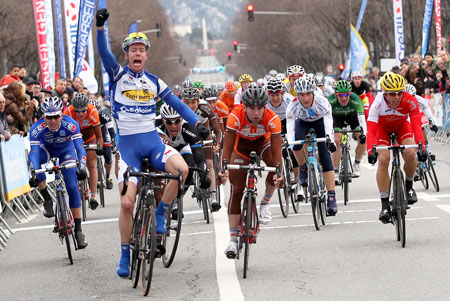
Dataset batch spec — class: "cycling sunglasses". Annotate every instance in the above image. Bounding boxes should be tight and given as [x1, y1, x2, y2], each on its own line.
[337, 93, 350, 97]
[45, 114, 61, 120]
[75, 108, 87, 113]
[164, 118, 182, 125]
[386, 91, 404, 97]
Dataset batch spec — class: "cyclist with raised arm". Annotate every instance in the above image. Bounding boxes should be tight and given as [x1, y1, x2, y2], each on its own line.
[96, 9, 202, 278]
[366, 72, 426, 223]
[220, 84, 283, 258]
[284, 65, 305, 97]
[182, 87, 222, 211]
[286, 77, 339, 216]
[65, 93, 104, 209]
[89, 98, 116, 189]
[234, 74, 254, 106]
[28, 96, 88, 248]
[328, 80, 367, 181]
[157, 104, 211, 218]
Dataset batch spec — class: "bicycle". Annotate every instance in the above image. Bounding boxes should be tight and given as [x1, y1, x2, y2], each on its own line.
[31, 158, 80, 265]
[279, 137, 299, 217]
[223, 151, 280, 279]
[191, 165, 212, 224]
[121, 159, 183, 295]
[335, 128, 361, 206]
[371, 134, 420, 248]
[290, 130, 329, 231]
[415, 142, 439, 192]
[97, 153, 106, 207]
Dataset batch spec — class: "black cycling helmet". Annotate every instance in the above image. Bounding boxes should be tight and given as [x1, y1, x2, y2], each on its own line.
[71, 92, 89, 108]
[242, 83, 269, 107]
[181, 87, 200, 100]
[202, 88, 218, 100]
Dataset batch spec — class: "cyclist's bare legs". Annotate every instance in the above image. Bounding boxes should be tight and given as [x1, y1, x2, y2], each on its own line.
[354, 132, 365, 160]
[118, 181, 137, 242]
[401, 138, 417, 178]
[105, 162, 112, 178]
[86, 149, 98, 198]
[160, 153, 189, 205]
[332, 133, 342, 168]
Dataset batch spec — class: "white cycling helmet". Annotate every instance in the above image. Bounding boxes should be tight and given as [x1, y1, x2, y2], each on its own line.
[160, 103, 180, 119]
[286, 65, 305, 78]
[276, 73, 286, 81]
[294, 77, 316, 94]
[351, 71, 363, 79]
[404, 84, 416, 96]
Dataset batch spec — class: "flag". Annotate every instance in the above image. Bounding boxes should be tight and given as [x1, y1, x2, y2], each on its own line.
[88, 30, 95, 72]
[74, 0, 96, 76]
[393, 0, 405, 65]
[341, 0, 367, 79]
[79, 59, 98, 93]
[350, 24, 369, 74]
[421, 0, 434, 57]
[98, 0, 111, 100]
[435, 0, 442, 56]
[129, 22, 138, 34]
[64, 0, 80, 77]
[54, 0, 66, 78]
[44, 0, 56, 88]
[32, 0, 50, 89]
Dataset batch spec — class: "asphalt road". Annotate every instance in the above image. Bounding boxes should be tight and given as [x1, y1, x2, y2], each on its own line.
[1, 140, 450, 300]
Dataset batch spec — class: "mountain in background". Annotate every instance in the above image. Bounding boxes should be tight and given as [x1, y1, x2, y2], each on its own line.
[159, 0, 241, 37]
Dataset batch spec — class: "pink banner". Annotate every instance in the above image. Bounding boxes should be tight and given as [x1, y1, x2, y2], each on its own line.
[32, 0, 50, 89]
[435, 0, 442, 56]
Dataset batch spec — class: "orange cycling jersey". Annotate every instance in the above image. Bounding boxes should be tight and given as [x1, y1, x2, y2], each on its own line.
[220, 91, 235, 111]
[64, 104, 100, 130]
[215, 100, 229, 122]
[226, 105, 282, 141]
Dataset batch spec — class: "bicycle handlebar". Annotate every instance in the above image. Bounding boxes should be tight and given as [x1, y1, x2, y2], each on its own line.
[225, 163, 278, 173]
[82, 144, 99, 150]
[372, 144, 419, 152]
[121, 166, 183, 196]
[202, 139, 214, 145]
[34, 162, 78, 174]
[289, 137, 328, 146]
[335, 129, 362, 134]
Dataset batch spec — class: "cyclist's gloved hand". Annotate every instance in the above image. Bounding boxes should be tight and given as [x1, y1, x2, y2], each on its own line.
[417, 150, 427, 162]
[368, 152, 377, 164]
[196, 123, 210, 140]
[326, 138, 337, 153]
[77, 165, 87, 180]
[359, 134, 366, 144]
[29, 176, 39, 188]
[96, 8, 109, 27]
[96, 147, 104, 156]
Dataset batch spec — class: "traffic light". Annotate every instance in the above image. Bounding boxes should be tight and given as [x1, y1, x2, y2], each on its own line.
[338, 64, 345, 71]
[233, 40, 238, 51]
[227, 51, 232, 61]
[247, 4, 254, 22]
[156, 22, 162, 38]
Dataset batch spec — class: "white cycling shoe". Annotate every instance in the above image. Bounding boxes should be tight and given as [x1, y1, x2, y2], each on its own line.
[224, 241, 238, 259]
[259, 204, 272, 225]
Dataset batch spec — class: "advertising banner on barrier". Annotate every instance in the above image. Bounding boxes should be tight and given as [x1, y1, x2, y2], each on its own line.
[442, 93, 450, 130]
[431, 93, 444, 127]
[0, 135, 30, 202]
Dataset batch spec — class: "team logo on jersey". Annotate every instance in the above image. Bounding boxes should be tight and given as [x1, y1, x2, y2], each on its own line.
[60, 130, 66, 136]
[123, 90, 154, 102]
[65, 154, 71, 159]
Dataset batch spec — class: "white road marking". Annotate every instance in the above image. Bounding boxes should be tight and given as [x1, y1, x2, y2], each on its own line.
[360, 163, 378, 170]
[213, 185, 244, 301]
[418, 192, 439, 201]
[436, 204, 450, 214]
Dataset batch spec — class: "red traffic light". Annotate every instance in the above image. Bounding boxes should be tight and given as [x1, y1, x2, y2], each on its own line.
[247, 4, 254, 12]
[338, 64, 345, 71]
[233, 40, 238, 46]
[227, 51, 232, 56]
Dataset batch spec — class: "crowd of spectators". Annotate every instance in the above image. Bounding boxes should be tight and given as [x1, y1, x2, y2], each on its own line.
[0, 67, 105, 142]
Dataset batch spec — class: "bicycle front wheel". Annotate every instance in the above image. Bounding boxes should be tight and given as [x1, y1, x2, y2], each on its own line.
[163, 197, 183, 268]
[141, 206, 156, 296]
[201, 194, 210, 224]
[97, 157, 105, 207]
[58, 191, 73, 265]
[79, 180, 87, 221]
[308, 164, 320, 230]
[130, 207, 142, 288]
[243, 193, 255, 279]
[393, 168, 406, 247]
[277, 185, 289, 218]
[427, 156, 440, 192]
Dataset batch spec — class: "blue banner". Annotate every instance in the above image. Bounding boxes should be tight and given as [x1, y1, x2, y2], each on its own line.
[442, 94, 450, 130]
[129, 22, 138, 34]
[44, 0, 56, 87]
[0, 135, 30, 202]
[341, 0, 368, 79]
[350, 24, 369, 74]
[74, 0, 97, 76]
[421, 0, 434, 57]
[54, 0, 66, 79]
[88, 30, 95, 72]
[98, 0, 111, 100]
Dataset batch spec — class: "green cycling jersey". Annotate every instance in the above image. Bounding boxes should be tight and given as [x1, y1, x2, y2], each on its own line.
[328, 92, 364, 117]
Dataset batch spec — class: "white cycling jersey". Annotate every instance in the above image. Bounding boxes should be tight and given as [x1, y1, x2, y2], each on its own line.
[286, 93, 334, 143]
[234, 87, 243, 106]
[416, 95, 436, 124]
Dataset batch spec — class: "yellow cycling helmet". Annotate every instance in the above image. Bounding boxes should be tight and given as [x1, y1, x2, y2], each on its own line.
[381, 72, 405, 92]
[239, 74, 253, 83]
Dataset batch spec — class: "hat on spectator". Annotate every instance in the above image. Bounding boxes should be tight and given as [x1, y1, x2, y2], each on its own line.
[40, 87, 52, 94]
[424, 52, 433, 57]
[65, 86, 74, 97]
[22, 76, 35, 85]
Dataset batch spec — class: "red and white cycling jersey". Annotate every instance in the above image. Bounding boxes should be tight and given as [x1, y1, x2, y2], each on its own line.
[367, 92, 424, 149]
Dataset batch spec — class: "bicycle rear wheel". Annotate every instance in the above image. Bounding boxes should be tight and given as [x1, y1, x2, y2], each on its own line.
[58, 191, 73, 265]
[427, 156, 440, 192]
[213, 152, 221, 207]
[284, 156, 299, 214]
[97, 157, 105, 207]
[141, 206, 156, 296]
[163, 197, 183, 268]
[277, 185, 289, 218]
[308, 164, 320, 230]
[130, 206, 142, 288]
[201, 193, 210, 224]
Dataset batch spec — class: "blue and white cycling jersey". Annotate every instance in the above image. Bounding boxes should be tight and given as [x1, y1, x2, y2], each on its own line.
[97, 29, 198, 136]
